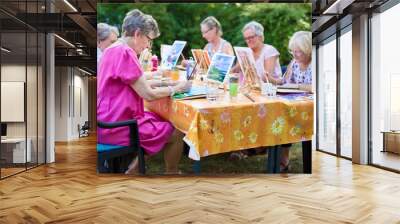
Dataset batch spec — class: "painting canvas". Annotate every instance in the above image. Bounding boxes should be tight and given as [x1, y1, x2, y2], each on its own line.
[161, 40, 186, 69]
[160, 44, 172, 65]
[206, 53, 235, 83]
[234, 46, 261, 88]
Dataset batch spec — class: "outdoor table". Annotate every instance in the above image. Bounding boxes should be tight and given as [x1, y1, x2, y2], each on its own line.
[145, 88, 314, 173]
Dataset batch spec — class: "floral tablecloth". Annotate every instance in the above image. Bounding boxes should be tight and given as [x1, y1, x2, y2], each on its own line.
[146, 92, 314, 160]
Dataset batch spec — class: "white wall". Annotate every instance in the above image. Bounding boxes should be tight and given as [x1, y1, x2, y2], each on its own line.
[55, 67, 69, 141]
[54, 67, 89, 141]
[1, 64, 46, 164]
[71, 71, 89, 139]
[1, 65, 26, 139]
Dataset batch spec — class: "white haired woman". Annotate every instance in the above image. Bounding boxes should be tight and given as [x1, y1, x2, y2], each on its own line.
[97, 23, 119, 63]
[266, 31, 312, 92]
[267, 31, 312, 172]
[241, 21, 282, 82]
[228, 21, 283, 160]
[98, 9, 191, 175]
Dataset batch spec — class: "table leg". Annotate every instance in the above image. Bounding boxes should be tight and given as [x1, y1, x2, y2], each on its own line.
[274, 146, 281, 173]
[302, 140, 312, 174]
[266, 146, 281, 173]
[193, 160, 201, 174]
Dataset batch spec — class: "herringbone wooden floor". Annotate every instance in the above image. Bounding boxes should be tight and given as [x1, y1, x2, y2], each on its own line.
[1, 135, 400, 223]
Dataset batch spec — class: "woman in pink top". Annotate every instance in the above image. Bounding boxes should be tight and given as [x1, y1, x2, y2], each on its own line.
[97, 9, 191, 174]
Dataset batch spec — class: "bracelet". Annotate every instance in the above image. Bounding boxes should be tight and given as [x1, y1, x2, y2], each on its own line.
[167, 86, 175, 96]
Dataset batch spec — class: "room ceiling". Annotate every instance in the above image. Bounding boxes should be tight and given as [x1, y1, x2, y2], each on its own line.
[312, 0, 390, 44]
[0, 0, 96, 74]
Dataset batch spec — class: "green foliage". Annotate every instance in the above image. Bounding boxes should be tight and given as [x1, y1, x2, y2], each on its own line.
[98, 3, 311, 66]
[144, 143, 304, 174]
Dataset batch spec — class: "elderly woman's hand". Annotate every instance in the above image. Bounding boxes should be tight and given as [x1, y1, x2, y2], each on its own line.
[174, 80, 192, 93]
[181, 59, 189, 67]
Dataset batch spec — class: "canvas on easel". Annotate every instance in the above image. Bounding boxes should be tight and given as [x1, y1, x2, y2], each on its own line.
[206, 53, 235, 83]
[234, 47, 262, 89]
[160, 44, 172, 65]
[161, 40, 186, 69]
[139, 48, 152, 69]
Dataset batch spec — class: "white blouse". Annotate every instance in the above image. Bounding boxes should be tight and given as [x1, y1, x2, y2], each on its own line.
[254, 44, 282, 79]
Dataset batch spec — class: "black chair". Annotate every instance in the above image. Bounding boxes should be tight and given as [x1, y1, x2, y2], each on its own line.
[97, 119, 145, 174]
[79, 121, 90, 138]
[281, 65, 287, 75]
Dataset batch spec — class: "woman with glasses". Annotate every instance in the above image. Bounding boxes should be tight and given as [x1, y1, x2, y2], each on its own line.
[200, 16, 234, 58]
[182, 16, 233, 67]
[266, 31, 312, 172]
[227, 21, 283, 160]
[98, 9, 191, 175]
[266, 31, 312, 91]
[241, 21, 282, 82]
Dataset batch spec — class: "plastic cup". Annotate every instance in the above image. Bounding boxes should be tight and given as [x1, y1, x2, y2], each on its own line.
[206, 80, 219, 102]
[170, 69, 180, 81]
[229, 74, 239, 98]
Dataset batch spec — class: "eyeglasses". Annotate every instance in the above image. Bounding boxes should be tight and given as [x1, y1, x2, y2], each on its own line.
[244, 34, 258, 42]
[201, 27, 213, 35]
[145, 34, 153, 48]
[289, 49, 304, 56]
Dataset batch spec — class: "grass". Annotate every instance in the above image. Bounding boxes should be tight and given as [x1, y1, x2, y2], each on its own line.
[146, 143, 304, 174]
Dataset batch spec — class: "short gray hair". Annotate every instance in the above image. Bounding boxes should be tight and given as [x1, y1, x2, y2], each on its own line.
[289, 31, 312, 58]
[201, 16, 223, 36]
[122, 9, 160, 39]
[110, 25, 119, 37]
[97, 23, 117, 41]
[242, 21, 264, 37]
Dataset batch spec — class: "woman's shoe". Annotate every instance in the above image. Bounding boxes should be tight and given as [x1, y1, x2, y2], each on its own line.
[280, 162, 289, 173]
[228, 151, 248, 161]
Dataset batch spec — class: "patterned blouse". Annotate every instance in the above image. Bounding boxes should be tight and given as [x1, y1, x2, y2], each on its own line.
[287, 60, 312, 84]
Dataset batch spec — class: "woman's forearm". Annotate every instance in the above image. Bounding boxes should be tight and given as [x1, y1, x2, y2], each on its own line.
[131, 76, 173, 101]
[145, 86, 173, 101]
[265, 73, 283, 85]
[143, 71, 153, 79]
[148, 79, 162, 88]
[145, 83, 185, 101]
[132, 76, 189, 101]
[148, 79, 178, 88]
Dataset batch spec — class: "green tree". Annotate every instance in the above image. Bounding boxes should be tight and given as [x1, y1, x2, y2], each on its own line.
[98, 3, 311, 65]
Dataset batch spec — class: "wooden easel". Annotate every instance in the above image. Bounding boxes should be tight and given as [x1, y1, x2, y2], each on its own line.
[241, 55, 261, 90]
[192, 52, 207, 80]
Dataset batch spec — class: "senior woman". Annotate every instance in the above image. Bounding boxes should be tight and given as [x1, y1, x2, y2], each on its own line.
[182, 16, 233, 67]
[200, 16, 234, 57]
[241, 21, 282, 82]
[266, 31, 312, 91]
[97, 23, 119, 63]
[267, 31, 312, 172]
[228, 21, 283, 160]
[97, 9, 191, 175]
